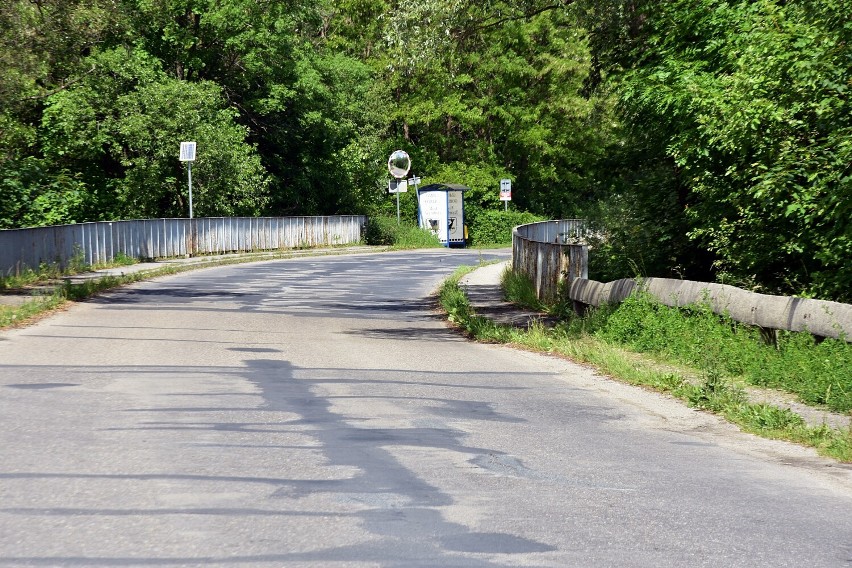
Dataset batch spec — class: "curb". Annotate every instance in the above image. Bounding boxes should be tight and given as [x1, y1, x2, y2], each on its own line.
[458, 261, 557, 328]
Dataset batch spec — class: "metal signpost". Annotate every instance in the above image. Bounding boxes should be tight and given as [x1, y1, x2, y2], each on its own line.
[387, 150, 412, 225]
[180, 142, 197, 219]
[408, 175, 422, 226]
[500, 178, 512, 211]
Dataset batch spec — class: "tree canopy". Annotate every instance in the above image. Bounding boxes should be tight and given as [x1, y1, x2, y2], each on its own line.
[0, 0, 849, 301]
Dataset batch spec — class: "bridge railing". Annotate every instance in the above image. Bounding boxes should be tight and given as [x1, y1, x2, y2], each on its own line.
[0, 216, 367, 275]
[512, 220, 590, 303]
[512, 219, 850, 341]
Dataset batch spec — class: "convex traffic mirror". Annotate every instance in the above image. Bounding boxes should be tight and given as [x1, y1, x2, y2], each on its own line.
[388, 150, 411, 179]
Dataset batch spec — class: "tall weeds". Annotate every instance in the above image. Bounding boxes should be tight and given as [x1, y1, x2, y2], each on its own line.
[597, 294, 852, 413]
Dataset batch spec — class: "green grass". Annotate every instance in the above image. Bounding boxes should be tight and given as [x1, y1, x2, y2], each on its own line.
[94, 251, 139, 268]
[501, 268, 546, 312]
[0, 246, 137, 291]
[394, 225, 443, 249]
[1, 263, 63, 290]
[1, 267, 184, 329]
[0, 294, 66, 328]
[1, 248, 141, 326]
[595, 293, 852, 413]
[439, 268, 852, 463]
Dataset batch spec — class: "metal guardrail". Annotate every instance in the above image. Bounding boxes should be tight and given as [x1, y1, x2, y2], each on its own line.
[512, 220, 589, 303]
[0, 216, 367, 275]
[514, 219, 589, 244]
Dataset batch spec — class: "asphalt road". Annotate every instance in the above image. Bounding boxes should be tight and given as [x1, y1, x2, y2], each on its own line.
[0, 249, 850, 567]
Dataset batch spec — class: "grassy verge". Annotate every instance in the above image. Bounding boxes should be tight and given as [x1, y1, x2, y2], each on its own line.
[1, 263, 66, 291]
[364, 216, 442, 249]
[440, 267, 852, 462]
[597, 295, 851, 409]
[1, 251, 139, 291]
[1, 264, 190, 329]
[0, 294, 66, 328]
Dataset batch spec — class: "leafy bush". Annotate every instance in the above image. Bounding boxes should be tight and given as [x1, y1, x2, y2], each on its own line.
[0, 157, 86, 229]
[364, 215, 441, 248]
[395, 225, 442, 249]
[364, 215, 401, 245]
[468, 210, 545, 246]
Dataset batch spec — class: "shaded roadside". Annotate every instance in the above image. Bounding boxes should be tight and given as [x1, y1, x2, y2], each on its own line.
[458, 260, 557, 329]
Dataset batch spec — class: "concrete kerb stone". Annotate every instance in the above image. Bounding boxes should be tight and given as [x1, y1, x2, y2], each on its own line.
[458, 260, 557, 329]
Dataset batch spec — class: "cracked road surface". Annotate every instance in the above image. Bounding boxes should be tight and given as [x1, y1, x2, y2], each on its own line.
[1, 249, 850, 567]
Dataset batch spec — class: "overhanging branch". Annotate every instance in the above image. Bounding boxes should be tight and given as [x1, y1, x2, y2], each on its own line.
[457, 1, 575, 36]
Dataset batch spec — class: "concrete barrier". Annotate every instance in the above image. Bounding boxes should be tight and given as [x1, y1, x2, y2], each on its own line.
[570, 277, 852, 342]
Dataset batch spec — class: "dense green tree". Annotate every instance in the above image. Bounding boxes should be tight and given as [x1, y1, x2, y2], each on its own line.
[124, 0, 384, 215]
[40, 48, 269, 219]
[0, 0, 128, 228]
[0, 0, 848, 302]
[0, 0, 382, 224]
[611, 0, 852, 299]
[0, 0, 126, 113]
[334, 0, 614, 225]
[0, 157, 86, 228]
